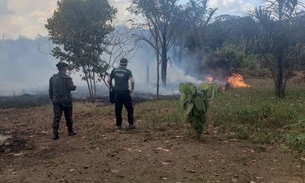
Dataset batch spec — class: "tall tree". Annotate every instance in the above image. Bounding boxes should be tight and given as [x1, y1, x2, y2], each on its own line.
[251, 0, 304, 98]
[293, 12, 305, 70]
[203, 15, 258, 54]
[183, 0, 217, 53]
[45, 0, 117, 100]
[128, 0, 187, 93]
[174, 0, 216, 76]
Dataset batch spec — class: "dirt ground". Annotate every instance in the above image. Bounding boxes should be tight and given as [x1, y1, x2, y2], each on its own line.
[0, 102, 303, 183]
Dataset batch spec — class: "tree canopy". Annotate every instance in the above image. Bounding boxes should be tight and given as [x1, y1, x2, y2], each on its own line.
[251, 0, 305, 98]
[45, 0, 117, 99]
[128, 0, 216, 96]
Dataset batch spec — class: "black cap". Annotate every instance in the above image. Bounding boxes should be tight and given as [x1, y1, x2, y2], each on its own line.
[119, 58, 128, 66]
[56, 62, 69, 70]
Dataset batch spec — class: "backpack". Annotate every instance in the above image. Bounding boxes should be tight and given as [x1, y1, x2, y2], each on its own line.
[52, 74, 66, 96]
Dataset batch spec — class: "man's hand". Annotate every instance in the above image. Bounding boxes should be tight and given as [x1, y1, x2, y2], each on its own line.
[129, 77, 135, 96]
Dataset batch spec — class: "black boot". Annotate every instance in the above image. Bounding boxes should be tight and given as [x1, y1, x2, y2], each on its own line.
[52, 128, 59, 140]
[68, 127, 77, 136]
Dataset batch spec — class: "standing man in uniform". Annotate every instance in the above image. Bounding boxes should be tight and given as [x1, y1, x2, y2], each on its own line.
[108, 58, 135, 130]
[49, 62, 77, 140]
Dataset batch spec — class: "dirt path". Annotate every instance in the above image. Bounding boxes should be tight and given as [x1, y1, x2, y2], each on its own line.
[0, 103, 303, 183]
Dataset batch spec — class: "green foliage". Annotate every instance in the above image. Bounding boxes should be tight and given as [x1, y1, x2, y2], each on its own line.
[203, 15, 258, 54]
[243, 54, 269, 77]
[209, 80, 305, 144]
[205, 45, 244, 78]
[46, 0, 117, 98]
[183, 0, 217, 52]
[179, 82, 219, 138]
[286, 118, 305, 155]
[251, 0, 305, 98]
[46, 0, 117, 63]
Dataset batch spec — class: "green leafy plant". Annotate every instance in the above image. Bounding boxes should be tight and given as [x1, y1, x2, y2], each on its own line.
[286, 119, 305, 155]
[179, 82, 219, 138]
[286, 118, 305, 183]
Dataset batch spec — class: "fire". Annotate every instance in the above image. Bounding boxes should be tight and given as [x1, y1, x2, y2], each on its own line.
[205, 76, 213, 83]
[227, 73, 250, 88]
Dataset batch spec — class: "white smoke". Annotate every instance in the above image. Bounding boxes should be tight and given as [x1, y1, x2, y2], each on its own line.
[0, 35, 203, 97]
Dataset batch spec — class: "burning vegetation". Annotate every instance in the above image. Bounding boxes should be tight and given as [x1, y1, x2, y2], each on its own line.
[226, 73, 251, 88]
[204, 73, 250, 89]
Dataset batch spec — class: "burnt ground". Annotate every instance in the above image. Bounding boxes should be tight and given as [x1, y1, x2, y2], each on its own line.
[0, 98, 303, 183]
[0, 93, 179, 109]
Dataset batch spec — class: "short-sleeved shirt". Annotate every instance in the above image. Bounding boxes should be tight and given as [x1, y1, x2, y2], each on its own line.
[111, 67, 133, 90]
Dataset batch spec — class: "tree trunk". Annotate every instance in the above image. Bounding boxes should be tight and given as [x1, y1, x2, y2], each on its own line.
[276, 56, 285, 98]
[83, 66, 92, 99]
[88, 70, 93, 98]
[92, 72, 96, 103]
[157, 60, 160, 98]
[161, 48, 167, 87]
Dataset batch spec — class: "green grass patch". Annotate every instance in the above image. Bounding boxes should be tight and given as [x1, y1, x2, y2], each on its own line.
[134, 100, 184, 129]
[131, 79, 305, 145]
[208, 80, 305, 144]
[63, 79, 305, 147]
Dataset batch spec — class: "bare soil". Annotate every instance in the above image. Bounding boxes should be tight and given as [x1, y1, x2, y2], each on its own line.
[0, 102, 303, 183]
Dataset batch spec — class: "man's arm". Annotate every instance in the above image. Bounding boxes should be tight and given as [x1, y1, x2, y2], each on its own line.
[107, 78, 113, 89]
[108, 69, 115, 89]
[67, 78, 77, 91]
[129, 77, 135, 95]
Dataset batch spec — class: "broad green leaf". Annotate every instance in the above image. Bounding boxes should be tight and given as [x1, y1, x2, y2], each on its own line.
[193, 108, 200, 116]
[194, 96, 205, 111]
[212, 89, 217, 98]
[179, 83, 187, 93]
[190, 85, 196, 95]
[180, 93, 186, 104]
[198, 83, 210, 91]
[210, 86, 219, 98]
[201, 90, 208, 98]
[207, 88, 213, 98]
[185, 103, 194, 116]
[186, 93, 193, 102]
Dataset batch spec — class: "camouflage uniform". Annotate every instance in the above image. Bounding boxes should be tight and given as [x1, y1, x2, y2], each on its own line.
[49, 72, 76, 138]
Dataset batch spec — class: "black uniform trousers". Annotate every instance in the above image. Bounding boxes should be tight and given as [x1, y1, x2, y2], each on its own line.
[114, 90, 134, 127]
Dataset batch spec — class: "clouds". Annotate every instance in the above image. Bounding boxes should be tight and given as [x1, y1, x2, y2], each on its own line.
[0, 0, 12, 15]
[109, 0, 132, 23]
[0, 0, 257, 39]
[0, 0, 133, 39]
[0, 0, 57, 39]
[208, 0, 256, 15]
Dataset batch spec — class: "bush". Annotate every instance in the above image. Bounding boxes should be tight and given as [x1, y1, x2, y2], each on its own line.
[205, 45, 244, 78]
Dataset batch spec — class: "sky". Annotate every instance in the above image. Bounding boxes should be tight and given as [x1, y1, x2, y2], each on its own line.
[0, 0, 259, 40]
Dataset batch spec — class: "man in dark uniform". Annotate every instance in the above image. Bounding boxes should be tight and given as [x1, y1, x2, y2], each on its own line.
[108, 58, 135, 130]
[49, 62, 77, 140]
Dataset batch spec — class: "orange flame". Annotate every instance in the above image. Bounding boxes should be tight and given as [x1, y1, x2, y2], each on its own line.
[205, 76, 213, 83]
[227, 74, 250, 88]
